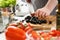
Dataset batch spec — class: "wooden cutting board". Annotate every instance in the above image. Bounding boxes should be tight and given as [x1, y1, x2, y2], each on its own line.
[29, 15, 56, 30]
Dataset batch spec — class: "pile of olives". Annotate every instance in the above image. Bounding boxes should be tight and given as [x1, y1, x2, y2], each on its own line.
[25, 16, 47, 24]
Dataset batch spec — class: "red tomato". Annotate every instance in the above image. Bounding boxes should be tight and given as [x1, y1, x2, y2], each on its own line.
[40, 32, 44, 35]
[32, 31, 41, 40]
[56, 30, 60, 36]
[19, 22, 25, 30]
[9, 23, 17, 27]
[5, 26, 26, 40]
[25, 23, 41, 40]
[41, 33, 51, 40]
[49, 30, 57, 37]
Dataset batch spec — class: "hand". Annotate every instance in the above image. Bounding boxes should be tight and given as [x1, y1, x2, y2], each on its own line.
[34, 7, 51, 19]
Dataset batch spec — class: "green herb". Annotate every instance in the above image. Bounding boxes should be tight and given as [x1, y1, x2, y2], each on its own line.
[0, 0, 16, 8]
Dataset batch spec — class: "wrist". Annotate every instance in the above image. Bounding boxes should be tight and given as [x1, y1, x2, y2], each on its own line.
[43, 7, 51, 14]
[44, 0, 58, 14]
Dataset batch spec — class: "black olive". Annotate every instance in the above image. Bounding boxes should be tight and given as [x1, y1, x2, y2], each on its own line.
[30, 17, 37, 24]
[31, 16, 38, 22]
[25, 16, 31, 20]
[30, 21, 37, 24]
[37, 20, 42, 24]
[32, 16, 38, 19]
[25, 16, 47, 24]
[41, 20, 47, 23]
[43, 20, 47, 23]
[26, 19, 30, 23]
[49, 21, 52, 24]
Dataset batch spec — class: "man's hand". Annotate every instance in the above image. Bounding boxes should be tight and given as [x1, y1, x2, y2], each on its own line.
[34, 7, 51, 18]
[33, 0, 58, 19]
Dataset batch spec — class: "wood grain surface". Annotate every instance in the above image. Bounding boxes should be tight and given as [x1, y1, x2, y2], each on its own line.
[29, 15, 56, 30]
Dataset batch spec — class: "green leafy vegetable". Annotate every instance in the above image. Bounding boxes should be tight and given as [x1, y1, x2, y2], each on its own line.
[0, 0, 16, 8]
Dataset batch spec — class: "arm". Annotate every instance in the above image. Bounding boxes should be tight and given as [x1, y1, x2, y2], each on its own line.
[35, 0, 58, 18]
[45, 0, 58, 13]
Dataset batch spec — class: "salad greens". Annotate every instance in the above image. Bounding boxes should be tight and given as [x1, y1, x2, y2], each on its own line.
[0, 0, 16, 8]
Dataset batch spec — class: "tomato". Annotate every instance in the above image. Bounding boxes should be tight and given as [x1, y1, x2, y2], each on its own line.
[56, 30, 60, 36]
[41, 33, 51, 40]
[49, 30, 57, 37]
[40, 32, 44, 35]
[32, 31, 41, 40]
[19, 22, 25, 30]
[25, 23, 41, 40]
[5, 26, 26, 40]
[9, 23, 17, 27]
